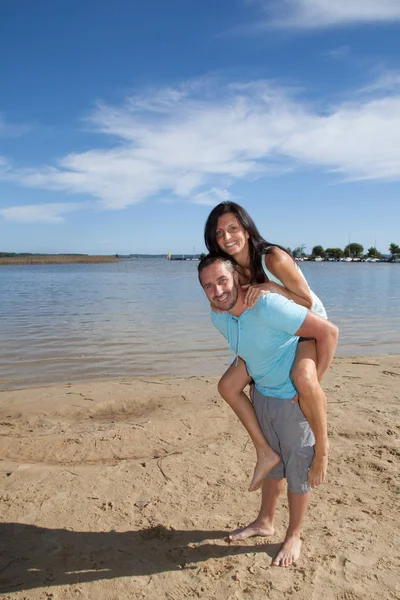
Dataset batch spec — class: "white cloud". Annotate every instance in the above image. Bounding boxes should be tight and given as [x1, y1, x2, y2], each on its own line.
[192, 187, 236, 206]
[0, 202, 87, 223]
[2, 80, 296, 209]
[256, 0, 400, 28]
[2, 75, 400, 217]
[281, 96, 400, 180]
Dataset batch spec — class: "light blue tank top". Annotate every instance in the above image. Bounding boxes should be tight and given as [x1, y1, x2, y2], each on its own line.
[262, 251, 327, 319]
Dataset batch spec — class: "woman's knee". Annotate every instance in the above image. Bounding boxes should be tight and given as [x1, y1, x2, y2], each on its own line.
[292, 361, 318, 395]
[218, 372, 243, 399]
[217, 374, 231, 399]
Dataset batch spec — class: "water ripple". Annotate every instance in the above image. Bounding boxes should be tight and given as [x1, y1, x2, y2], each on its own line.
[1, 260, 399, 389]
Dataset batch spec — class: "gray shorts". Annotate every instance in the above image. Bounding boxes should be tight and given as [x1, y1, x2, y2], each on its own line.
[253, 389, 315, 495]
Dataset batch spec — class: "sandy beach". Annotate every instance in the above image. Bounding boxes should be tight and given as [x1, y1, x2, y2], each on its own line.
[0, 355, 399, 599]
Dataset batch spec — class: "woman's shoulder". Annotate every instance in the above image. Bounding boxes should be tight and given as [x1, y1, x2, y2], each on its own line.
[263, 245, 291, 268]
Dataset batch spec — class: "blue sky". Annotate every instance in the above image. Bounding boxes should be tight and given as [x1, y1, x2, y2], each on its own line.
[1, 0, 400, 255]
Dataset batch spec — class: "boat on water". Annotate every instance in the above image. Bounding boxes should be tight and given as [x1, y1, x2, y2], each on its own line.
[167, 252, 200, 261]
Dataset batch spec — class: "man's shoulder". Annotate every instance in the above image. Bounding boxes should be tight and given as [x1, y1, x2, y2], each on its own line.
[211, 310, 228, 325]
[256, 293, 307, 322]
[256, 292, 287, 310]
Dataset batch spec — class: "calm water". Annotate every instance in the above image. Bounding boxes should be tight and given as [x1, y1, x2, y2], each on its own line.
[1, 259, 399, 390]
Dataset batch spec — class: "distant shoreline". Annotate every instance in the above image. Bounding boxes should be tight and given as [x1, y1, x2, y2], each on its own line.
[0, 255, 119, 265]
[1, 254, 399, 265]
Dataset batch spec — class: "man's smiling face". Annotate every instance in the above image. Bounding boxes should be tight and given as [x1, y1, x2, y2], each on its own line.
[200, 261, 239, 312]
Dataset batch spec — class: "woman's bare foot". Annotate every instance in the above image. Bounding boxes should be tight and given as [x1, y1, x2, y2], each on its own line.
[272, 533, 302, 567]
[248, 449, 280, 492]
[307, 451, 328, 488]
[229, 520, 275, 541]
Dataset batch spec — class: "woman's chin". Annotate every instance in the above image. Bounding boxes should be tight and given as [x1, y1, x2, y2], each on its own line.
[221, 246, 238, 256]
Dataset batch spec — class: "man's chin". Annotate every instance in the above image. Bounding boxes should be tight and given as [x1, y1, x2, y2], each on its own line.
[212, 300, 235, 312]
[212, 302, 227, 311]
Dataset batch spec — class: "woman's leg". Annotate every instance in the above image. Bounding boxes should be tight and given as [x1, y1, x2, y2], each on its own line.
[291, 340, 328, 488]
[218, 358, 280, 491]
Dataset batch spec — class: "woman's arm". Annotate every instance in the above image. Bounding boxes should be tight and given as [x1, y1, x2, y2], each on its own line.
[264, 248, 313, 309]
[243, 248, 313, 309]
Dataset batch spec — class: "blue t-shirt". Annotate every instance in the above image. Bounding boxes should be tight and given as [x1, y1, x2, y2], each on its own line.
[211, 293, 307, 399]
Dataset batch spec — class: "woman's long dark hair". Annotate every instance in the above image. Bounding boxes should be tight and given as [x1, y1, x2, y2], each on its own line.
[204, 201, 292, 284]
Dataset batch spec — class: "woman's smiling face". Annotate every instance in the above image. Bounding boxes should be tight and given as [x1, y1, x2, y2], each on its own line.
[216, 212, 250, 256]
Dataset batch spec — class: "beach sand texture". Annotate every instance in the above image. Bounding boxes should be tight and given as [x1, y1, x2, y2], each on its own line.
[0, 355, 399, 599]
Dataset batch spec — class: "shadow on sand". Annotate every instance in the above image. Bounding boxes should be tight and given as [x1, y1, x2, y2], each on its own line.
[0, 522, 282, 593]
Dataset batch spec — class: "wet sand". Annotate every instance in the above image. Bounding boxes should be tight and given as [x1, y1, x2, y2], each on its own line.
[0, 355, 399, 599]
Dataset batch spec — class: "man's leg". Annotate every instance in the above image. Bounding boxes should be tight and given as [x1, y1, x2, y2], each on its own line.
[218, 358, 280, 492]
[272, 490, 310, 567]
[229, 477, 285, 541]
[268, 394, 315, 567]
[291, 340, 328, 488]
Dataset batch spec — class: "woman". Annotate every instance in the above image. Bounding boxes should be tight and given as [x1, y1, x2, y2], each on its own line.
[204, 201, 329, 493]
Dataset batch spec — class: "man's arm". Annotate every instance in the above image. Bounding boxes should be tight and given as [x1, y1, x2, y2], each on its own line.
[295, 313, 339, 381]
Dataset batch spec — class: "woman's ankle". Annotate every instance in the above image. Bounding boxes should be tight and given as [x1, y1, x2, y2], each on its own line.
[256, 444, 276, 458]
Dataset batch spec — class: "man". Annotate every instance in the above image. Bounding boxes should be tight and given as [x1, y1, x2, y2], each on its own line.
[198, 254, 339, 567]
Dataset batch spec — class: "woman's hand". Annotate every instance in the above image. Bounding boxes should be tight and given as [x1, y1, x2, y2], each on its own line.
[242, 283, 277, 308]
[210, 302, 226, 314]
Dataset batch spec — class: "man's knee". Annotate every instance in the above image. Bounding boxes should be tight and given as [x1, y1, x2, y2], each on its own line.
[292, 361, 318, 395]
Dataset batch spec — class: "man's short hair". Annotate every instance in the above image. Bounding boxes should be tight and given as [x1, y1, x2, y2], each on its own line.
[197, 253, 236, 285]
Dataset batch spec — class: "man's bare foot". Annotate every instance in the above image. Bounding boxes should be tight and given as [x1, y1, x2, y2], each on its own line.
[272, 533, 302, 567]
[307, 452, 328, 488]
[229, 520, 275, 541]
[248, 449, 280, 492]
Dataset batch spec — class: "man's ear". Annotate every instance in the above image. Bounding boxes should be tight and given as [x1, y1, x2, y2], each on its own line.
[233, 269, 239, 283]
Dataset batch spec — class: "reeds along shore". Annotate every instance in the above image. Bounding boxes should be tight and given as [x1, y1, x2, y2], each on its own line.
[0, 255, 119, 265]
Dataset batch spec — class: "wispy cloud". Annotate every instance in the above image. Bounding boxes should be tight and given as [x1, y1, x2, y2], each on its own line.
[253, 0, 400, 29]
[192, 187, 236, 206]
[358, 69, 400, 94]
[0, 114, 31, 138]
[328, 45, 351, 59]
[0, 202, 87, 223]
[2, 75, 400, 216]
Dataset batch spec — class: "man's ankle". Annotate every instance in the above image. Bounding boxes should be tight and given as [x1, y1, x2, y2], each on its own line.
[285, 528, 301, 539]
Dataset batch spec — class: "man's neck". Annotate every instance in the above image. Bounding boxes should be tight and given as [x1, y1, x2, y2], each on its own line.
[228, 292, 247, 317]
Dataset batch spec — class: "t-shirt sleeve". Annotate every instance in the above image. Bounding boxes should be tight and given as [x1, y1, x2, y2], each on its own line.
[211, 311, 228, 338]
[262, 293, 307, 335]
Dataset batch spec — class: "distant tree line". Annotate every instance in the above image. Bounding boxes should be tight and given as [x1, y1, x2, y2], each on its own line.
[287, 243, 400, 261]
